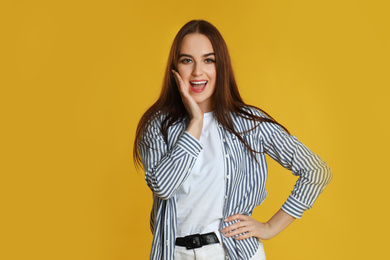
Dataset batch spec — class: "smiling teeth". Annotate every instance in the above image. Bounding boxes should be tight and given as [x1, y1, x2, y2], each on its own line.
[191, 81, 207, 85]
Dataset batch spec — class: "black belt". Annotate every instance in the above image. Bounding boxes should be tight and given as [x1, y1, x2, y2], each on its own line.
[175, 232, 220, 249]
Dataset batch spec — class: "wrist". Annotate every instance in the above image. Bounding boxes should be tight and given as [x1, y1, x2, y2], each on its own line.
[265, 222, 278, 239]
[190, 113, 204, 121]
[186, 118, 203, 140]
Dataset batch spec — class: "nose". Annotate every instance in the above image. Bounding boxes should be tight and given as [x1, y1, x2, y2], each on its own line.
[191, 62, 203, 76]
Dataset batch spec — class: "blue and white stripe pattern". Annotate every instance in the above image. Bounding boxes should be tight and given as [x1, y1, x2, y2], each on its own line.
[139, 107, 332, 260]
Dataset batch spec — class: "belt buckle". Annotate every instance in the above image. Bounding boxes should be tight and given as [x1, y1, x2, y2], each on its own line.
[184, 234, 202, 249]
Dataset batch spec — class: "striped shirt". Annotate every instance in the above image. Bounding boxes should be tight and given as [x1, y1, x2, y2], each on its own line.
[139, 107, 332, 260]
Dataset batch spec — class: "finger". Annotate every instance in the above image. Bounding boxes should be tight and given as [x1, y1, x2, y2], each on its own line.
[224, 227, 249, 238]
[221, 224, 237, 234]
[224, 214, 249, 223]
[234, 232, 251, 240]
[172, 70, 184, 87]
[172, 70, 190, 98]
[171, 70, 181, 87]
[221, 221, 248, 234]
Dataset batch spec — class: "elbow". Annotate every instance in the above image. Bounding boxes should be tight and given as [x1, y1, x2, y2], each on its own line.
[325, 166, 333, 185]
[320, 165, 333, 188]
[152, 188, 174, 200]
[145, 175, 175, 200]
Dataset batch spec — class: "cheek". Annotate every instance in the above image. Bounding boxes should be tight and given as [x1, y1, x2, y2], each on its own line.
[177, 66, 190, 79]
[206, 67, 217, 81]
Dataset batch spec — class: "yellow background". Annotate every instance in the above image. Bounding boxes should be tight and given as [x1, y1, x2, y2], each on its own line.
[1, 0, 389, 259]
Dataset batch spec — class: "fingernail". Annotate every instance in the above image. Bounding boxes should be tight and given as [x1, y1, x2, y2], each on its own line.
[224, 218, 228, 222]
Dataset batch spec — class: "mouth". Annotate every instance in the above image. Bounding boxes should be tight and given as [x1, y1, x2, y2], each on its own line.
[190, 80, 208, 93]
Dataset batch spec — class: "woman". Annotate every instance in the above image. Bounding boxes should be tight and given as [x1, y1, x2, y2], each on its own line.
[133, 20, 332, 260]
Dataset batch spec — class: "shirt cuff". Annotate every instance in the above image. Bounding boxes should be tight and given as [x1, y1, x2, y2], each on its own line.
[281, 196, 312, 219]
[175, 131, 203, 158]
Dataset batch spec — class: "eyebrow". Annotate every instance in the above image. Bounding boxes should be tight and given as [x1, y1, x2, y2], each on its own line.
[179, 53, 215, 58]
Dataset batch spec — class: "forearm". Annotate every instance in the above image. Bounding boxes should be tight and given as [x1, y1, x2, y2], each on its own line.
[266, 208, 296, 238]
[142, 131, 203, 199]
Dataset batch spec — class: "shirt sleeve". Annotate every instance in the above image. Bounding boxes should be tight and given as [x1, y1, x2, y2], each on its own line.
[259, 121, 332, 219]
[139, 119, 203, 200]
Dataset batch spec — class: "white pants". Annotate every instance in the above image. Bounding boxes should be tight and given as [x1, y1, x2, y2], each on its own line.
[174, 231, 266, 260]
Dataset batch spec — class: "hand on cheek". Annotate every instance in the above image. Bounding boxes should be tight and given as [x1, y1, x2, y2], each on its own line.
[172, 69, 203, 120]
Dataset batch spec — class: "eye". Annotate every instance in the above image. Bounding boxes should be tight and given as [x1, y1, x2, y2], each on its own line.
[180, 58, 192, 63]
[205, 58, 215, 63]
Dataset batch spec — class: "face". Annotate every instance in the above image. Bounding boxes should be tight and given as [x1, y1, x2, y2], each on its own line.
[177, 33, 217, 113]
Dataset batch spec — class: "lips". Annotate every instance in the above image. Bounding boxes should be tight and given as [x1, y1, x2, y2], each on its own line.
[190, 80, 208, 93]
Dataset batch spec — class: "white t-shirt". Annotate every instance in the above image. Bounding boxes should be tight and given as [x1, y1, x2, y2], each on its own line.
[176, 111, 225, 237]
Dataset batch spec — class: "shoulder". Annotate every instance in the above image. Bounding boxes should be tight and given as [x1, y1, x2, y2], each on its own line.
[240, 105, 270, 119]
[229, 106, 269, 134]
[140, 111, 166, 140]
[142, 111, 186, 138]
[143, 111, 163, 129]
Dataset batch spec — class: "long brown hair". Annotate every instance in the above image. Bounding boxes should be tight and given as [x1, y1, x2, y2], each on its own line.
[133, 20, 289, 169]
